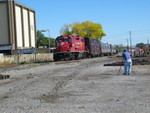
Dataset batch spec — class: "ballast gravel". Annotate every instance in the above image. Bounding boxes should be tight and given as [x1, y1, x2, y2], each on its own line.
[0, 57, 150, 113]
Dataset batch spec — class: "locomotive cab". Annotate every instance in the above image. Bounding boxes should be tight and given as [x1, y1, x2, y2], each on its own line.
[55, 36, 72, 52]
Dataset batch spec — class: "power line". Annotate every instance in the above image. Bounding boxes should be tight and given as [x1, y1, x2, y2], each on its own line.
[102, 30, 150, 46]
[105, 30, 150, 38]
[132, 30, 150, 33]
[106, 32, 128, 38]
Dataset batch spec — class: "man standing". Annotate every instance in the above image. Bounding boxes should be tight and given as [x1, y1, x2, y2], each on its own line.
[122, 49, 132, 75]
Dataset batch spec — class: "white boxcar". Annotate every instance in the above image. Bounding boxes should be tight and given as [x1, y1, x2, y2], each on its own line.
[0, 0, 36, 54]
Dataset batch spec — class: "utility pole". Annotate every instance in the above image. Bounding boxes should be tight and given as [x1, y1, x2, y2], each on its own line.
[127, 39, 129, 51]
[147, 38, 149, 45]
[129, 31, 132, 52]
[47, 30, 51, 53]
[40, 29, 51, 53]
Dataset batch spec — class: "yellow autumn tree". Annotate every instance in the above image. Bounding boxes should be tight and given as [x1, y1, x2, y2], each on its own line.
[60, 21, 106, 39]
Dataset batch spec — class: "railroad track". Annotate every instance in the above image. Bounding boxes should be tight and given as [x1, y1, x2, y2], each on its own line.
[55, 60, 81, 65]
[104, 55, 150, 66]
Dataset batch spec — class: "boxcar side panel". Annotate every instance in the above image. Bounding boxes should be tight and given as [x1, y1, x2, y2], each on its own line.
[85, 38, 101, 55]
[101, 43, 111, 53]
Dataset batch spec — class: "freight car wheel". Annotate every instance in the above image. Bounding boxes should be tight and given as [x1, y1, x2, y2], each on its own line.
[74, 55, 78, 60]
[88, 54, 92, 58]
[54, 57, 58, 61]
[64, 57, 69, 61]
[82, 53, 87, 59]
[71, 55, 75, 60]
[54, 55, 60, 61]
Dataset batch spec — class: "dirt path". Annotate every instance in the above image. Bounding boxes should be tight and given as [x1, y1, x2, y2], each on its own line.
[0, 57, 150, 113]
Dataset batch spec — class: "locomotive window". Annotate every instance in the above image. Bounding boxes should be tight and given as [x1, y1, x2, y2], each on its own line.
[56, 38, 70, 42]
[56, 39, 62, 42]
[64, 39, 69, 41]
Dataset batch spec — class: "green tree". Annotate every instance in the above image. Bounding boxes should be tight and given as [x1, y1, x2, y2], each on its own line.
[37, 30, 55, 47]
[115, 45, 122, 53]
[45, 36, 55, 47]
[136, 43, 146, 48]
[37, 30, 47, 47]
[60, 25, 72, 35]
[60, 21, 106, 39]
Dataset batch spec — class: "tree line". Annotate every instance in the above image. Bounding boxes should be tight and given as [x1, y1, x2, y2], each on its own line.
[37, 30, 55, 48]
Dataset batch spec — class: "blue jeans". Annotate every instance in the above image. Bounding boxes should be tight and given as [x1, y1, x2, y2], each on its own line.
[123, 59, 132, 75]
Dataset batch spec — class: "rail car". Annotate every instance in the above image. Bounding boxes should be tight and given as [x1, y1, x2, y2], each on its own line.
[54, 35, 116, 61]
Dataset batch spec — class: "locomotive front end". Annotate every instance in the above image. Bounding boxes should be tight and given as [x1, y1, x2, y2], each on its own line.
[54, 36, 72, 61]
[54, 35, 88, 61]
[56, 36, 71, 52]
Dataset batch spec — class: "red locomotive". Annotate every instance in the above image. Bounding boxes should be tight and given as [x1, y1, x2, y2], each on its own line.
[54, 35, 88, 61]
[54, 35, 116, 61]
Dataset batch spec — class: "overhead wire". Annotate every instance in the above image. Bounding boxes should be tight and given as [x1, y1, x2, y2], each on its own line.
[105, 30, 150, 38]
[105, 32, 128, 38]
[103, 30, 150, 45]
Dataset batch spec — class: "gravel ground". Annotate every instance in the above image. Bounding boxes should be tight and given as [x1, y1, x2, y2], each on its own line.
[0, 57, 150, 113]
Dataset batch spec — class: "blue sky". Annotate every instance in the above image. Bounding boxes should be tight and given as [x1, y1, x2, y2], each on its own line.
[16, 0, 150, 46]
